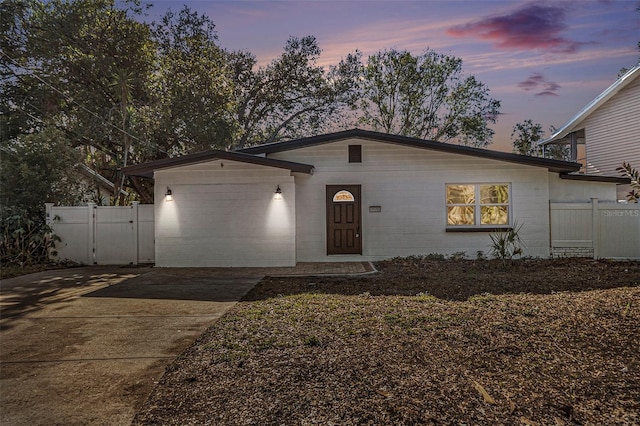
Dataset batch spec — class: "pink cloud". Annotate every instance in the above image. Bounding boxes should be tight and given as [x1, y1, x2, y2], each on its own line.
[447, 3, 585, 53]
[517, 73, 561, 96]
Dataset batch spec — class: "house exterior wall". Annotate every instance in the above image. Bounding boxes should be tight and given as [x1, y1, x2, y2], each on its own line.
[154, 160, 296, 267]
[547, 174, 618, 203]
[270, 138, 552, 261]
[583, 75, 640, 177]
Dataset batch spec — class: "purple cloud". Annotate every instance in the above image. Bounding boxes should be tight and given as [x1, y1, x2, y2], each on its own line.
[518, 73, 561, 96]
[447, 3, 584, 53]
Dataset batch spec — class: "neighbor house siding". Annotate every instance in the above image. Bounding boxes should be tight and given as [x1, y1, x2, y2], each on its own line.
[583, 76, 640, 176]
[270, 138, 551, 261]
[154, 160, 296, 267]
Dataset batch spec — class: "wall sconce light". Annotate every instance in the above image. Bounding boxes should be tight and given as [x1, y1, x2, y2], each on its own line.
[165, 187, 173, 201]
[274, 185, 282, 200]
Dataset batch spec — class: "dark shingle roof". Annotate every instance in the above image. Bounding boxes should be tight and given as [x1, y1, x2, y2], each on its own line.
[240, 129, 581, 173]
[122, 150, 314, 178]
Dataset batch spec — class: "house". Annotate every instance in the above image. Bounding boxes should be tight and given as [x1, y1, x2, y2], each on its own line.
[123, 129, 630, 267]
[538, 64, 640, 200]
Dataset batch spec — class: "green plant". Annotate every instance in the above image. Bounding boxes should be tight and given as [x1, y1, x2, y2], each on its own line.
[489, 222, 525, 264]
[424, 253, 446, 261]
[303, 336, 321, 347]
[449, 251, 466, 261]
[616, 162, 639, 202]
[0, 214, 60, 267]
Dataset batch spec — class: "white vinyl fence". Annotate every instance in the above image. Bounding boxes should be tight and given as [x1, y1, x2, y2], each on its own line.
[46, 202, 154, 265]
[550, 198, 640, 260]
[46, 198, 638, 264]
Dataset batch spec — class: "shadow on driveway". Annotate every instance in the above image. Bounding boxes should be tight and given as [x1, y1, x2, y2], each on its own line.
[0, 266, 149, 331]
[86, 268, 264, 302]
[0, 266, 261, 426]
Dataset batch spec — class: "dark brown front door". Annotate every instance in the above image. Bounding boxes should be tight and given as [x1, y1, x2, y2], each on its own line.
[326, 185, 362, 255]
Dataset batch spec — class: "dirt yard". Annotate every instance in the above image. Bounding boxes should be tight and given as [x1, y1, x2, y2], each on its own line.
[134, 258, 640, 425]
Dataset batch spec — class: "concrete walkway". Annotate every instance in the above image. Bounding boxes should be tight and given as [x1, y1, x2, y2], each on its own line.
[0, 262, 372, 425]
[0, 266, 262, 426]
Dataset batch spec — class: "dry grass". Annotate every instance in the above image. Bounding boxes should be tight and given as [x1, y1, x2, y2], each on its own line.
[134, 258, 640, 425]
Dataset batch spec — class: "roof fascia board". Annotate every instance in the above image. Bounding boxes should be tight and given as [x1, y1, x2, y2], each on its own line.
[559, 173, 630, 184]
[241, 129, 580, 173]
[122, 150, 314, 178]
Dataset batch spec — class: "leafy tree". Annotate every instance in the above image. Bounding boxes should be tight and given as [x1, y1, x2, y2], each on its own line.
[537, 125, 570, 161]
[1, 0, 157, 204]
[0, 127, 85, 218]
[150, 6, 236, 155]
[2, 2, 357, 202]
[0, 127, 85, 267]
[542, 144, 570, 161]
[511, 121, 570, 160]
[343, 48, 501, 147]
[511, 119, 544, 156]
[227, 36, 357, 149]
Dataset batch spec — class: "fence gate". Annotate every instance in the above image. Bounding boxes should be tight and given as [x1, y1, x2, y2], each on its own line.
[94, 206, 136, 264]
[46, 202, 155, 265]
[550, 199, 640, 260]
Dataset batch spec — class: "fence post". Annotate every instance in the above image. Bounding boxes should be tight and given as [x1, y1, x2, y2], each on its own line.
[591, 198, 599, 259]
[87, 202, 96, 265]
[45, 203, 54, 226]
[132, 201, 139, 265]
[45, 203, 55, 262]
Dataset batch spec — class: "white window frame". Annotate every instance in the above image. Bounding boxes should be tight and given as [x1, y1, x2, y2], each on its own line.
[445, 183, 512, 230]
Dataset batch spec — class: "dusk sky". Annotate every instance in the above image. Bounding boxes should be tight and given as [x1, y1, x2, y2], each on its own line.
[145, 0, 640, 152]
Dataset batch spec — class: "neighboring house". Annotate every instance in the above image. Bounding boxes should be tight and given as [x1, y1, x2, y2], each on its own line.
[123, 129, 630, 267]
[538, 64, 640, 200]
[76, 164, 128, 206]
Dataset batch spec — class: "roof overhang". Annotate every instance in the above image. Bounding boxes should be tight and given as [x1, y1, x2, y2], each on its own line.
[559, 173, 631, 184]
[539, 64, 640, 146]
[122, 150, 315, 178]
[241, 129, 581, 173]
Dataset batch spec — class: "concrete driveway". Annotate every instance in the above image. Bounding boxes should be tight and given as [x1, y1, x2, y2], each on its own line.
[0, 266, 262, 426]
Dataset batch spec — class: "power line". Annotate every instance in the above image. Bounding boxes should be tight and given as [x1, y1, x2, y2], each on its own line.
[1, 49, 168, 155]
[13, 100, 117, 157]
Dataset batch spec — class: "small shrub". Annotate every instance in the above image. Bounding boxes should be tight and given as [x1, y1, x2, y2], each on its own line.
[449, 251, 466, 261]
[476, 250, 487, 261]
[304, 336, 321, 347]
[424, 253, 445, 261]
[489, 222, 525, 264]
[0, 214, 60, 267]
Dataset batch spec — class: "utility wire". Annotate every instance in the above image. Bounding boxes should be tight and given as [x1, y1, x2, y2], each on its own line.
[1, 49, 168, 155]
[13, 100, 117, 158]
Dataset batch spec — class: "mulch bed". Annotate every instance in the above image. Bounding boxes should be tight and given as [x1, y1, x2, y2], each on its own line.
[134, 258, 640, 425]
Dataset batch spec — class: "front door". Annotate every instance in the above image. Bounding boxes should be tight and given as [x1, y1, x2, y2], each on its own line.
[326, 185, 362, 255]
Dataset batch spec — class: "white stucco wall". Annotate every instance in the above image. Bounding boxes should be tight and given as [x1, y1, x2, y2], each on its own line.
[154, 160, 296, 267]
[270, 138, 553, 261]
[548, 173, 619, 203]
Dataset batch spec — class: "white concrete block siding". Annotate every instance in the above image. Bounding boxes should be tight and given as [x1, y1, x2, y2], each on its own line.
[148, 136, 624, 266]
[154, 161, 296, 267]
[271, 138, 553, 261]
